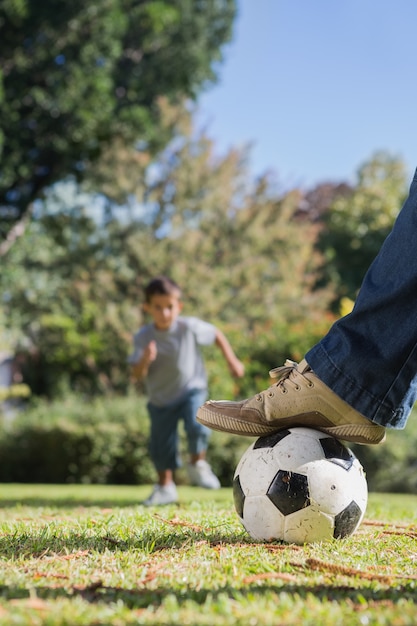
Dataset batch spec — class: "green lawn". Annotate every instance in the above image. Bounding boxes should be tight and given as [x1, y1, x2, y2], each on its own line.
[0, 484, 416, 625]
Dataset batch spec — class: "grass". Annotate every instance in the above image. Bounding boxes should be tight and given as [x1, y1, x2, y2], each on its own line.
[0, 485, 416, 625]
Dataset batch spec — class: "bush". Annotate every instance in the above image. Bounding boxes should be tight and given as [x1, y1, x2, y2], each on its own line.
[351, 406, 417, 493]
[0, 394, 155, 485]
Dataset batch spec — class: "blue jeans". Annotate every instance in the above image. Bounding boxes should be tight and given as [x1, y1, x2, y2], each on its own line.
[147, 389, 211, 471]
[306, 167, 417, 430]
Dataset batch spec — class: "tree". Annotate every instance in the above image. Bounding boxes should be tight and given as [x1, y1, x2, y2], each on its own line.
[0, 181, 140, 396]
[316, 152, 408, 304]
[0, 110, 335, 399]
[0, 0, 236, 250]
[117, 115, 336, 394]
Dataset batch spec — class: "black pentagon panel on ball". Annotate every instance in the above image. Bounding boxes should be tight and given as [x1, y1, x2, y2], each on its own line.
[320, 437, 355, 470]
[233, 475, 245, 519]
[253, 430, 292, 450]
[333, 500, 362, 538]
[267, 470, 310, 516]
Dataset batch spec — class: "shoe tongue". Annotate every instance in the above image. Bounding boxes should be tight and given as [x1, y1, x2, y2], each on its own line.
[298, 358, 312, 373]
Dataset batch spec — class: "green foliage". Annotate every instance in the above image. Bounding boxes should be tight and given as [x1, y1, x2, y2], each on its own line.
[352, 404, 417, 493]
[0, 187, 138, 395]
[121, 121, 334, 333]
[0, 0, 236, 242]
[317, 152, 408, 303]
[0, 394, 155, 484]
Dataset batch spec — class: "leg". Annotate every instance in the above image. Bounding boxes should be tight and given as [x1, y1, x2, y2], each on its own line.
[181, 389, 220, 488]
[197, 168, 417, 444]
[143, 402, 180, 505]
[182, 389, 211, 458]
[156, 469, 174, 487]
[148, 401, 181, 473]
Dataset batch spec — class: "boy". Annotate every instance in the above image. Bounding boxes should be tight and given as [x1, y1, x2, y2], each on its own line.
[129, 276, 245, 506]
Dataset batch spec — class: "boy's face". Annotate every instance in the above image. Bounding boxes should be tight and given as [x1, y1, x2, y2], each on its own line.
[143, 294, 183, 331]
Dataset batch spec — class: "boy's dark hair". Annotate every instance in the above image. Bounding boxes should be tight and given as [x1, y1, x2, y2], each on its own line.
[144, 276, 182, 303]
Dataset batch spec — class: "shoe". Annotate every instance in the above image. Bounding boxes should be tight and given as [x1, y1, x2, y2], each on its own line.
[187, 460, 221, 489]
[196, 359, 386, 445]
[143, 482, 178, 506]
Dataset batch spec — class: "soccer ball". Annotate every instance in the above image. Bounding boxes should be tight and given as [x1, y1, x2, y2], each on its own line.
[233, 427, 368, 544]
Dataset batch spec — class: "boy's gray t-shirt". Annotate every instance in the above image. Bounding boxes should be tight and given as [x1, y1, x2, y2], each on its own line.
[128, 316, 217, 406]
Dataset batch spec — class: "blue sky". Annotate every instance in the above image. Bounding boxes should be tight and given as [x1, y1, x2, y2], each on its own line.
[197, 0, 416, 188]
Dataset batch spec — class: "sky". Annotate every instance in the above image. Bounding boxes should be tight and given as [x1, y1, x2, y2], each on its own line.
[197, 0, 416, 189]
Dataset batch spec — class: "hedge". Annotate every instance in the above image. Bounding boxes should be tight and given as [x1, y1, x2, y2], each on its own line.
[0, 393, 249, 487]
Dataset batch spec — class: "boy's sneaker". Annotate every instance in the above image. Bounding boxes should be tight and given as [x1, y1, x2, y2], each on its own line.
[143, 482, 178, 506]
[196, 359, 386, 445]
[187, 460, 221, 489]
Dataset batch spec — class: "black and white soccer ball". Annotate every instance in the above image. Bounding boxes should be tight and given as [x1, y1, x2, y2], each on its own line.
[233, 427, 368, 544]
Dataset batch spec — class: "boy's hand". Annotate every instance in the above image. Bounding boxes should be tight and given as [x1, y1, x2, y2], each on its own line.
[131, 340, 157, 382]
[144, 340, 157, 363]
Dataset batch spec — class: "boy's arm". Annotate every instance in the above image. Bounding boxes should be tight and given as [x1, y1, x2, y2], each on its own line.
[131, 340, 157, 382]
[215, 329, 245, 378]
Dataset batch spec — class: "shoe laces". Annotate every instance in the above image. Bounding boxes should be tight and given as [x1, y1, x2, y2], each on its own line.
[267, 359, 313, 393]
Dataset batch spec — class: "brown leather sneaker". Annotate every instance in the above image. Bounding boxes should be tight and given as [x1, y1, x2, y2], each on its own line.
[197, 359, 386, 445]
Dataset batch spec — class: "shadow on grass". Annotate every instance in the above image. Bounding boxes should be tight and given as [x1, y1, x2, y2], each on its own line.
[1, 580, 416, 610]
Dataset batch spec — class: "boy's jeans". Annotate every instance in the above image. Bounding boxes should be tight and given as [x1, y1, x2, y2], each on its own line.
[147, 388, 210, 471]
[306, 168, 417, 429]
